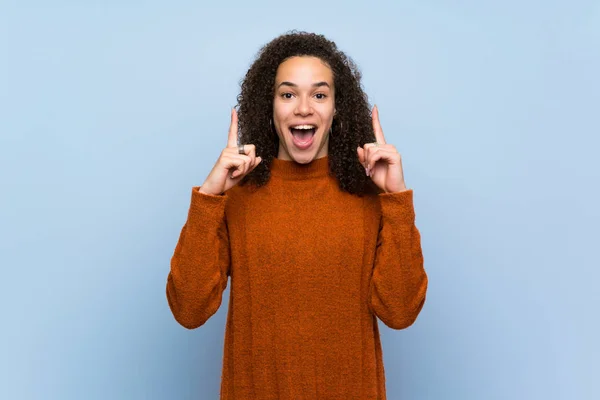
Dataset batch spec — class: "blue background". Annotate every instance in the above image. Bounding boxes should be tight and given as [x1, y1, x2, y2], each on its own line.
[1, 1, 598, 399]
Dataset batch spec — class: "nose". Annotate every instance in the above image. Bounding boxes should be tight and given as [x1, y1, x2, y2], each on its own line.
[294, 95, 313, 116]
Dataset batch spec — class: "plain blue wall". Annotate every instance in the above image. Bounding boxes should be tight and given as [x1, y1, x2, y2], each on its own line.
[1, 1, 598, 399]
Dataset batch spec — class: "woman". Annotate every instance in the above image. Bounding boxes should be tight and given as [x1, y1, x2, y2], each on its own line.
[166, 31, 428, 399]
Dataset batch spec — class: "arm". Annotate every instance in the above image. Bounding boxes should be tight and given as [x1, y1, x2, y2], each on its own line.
[166, 186, 231, 329]
[369, 189, 428, 330]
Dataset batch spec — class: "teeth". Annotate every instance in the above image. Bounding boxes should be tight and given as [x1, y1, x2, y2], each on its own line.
[291, 125, 315, 130]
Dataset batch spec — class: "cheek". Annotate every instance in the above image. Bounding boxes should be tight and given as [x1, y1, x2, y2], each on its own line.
[272, 104, 287, 135]
[273, 102, 293, 126]
[318, 104, 335, 121]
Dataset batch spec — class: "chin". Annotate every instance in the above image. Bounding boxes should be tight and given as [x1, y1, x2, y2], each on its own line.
[290, 138, 325, 163]
[277, 124, 329, 162]
[290, 153, 318, 164]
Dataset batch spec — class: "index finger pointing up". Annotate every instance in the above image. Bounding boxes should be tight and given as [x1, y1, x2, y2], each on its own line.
[372, 105, 386, 145]
[227, 107, 239, 148]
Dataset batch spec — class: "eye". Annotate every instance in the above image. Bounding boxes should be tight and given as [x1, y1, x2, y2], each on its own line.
[315, 93, 327, 100]
[281, 92, 294, 99]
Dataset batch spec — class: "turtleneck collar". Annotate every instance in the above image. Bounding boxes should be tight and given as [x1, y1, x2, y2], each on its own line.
[269, 156, 330, 180]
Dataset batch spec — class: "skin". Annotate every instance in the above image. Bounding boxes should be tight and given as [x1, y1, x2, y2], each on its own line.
[199, 58, 409, 196]
[357, 105, 408, 193]
[272, 56, 336, 164]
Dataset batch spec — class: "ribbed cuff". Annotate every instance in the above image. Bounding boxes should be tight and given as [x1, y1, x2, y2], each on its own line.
[188, 186, 228, 219]
[378, 189, 415, 224]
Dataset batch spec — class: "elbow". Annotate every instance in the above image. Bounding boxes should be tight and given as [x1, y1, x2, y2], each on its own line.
[378, 296, 426, 330]
[382, 318, 414, 330]
[372, 277, 428, 330]
[173, 312, 206, 330]
[166, 284, 218, 330]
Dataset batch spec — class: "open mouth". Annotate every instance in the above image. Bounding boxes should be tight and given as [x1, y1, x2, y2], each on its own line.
[290, 124, 317, 145]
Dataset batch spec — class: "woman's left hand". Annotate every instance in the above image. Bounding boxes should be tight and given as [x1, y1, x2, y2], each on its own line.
[357, 105, 408, 193]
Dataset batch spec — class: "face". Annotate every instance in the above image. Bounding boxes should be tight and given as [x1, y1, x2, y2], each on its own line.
[273, 56, 335, 163]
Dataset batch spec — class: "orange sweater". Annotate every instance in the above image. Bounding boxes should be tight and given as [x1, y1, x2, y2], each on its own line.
[166, 155, 428, 399]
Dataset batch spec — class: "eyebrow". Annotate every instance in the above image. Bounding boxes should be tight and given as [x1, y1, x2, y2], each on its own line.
[277, 81, 331, 89]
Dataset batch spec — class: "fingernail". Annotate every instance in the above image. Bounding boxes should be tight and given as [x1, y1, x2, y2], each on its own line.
[365, 167, 369, 176]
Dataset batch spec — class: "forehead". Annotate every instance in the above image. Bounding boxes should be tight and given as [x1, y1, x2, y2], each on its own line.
[275, 56, 333, 85]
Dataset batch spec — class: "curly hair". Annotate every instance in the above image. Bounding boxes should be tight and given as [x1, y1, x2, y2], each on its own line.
[236, 31, 381, 196]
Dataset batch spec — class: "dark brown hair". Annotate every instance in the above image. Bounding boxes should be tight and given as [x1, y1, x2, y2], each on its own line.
[237, 30, 381, 196]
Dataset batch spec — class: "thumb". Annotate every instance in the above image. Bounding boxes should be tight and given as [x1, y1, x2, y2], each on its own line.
[250, 156, 263, 171]
[357, 146, 365, 164]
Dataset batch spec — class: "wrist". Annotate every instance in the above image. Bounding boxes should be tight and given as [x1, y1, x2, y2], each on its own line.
[198, 186, 221, 196]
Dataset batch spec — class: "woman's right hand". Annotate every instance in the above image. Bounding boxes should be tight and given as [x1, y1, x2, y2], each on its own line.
[198, 108, 262, 196]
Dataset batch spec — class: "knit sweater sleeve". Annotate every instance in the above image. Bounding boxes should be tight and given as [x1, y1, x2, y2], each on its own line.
[166, 186, 231, 329]
[369, 189, 428, 330]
